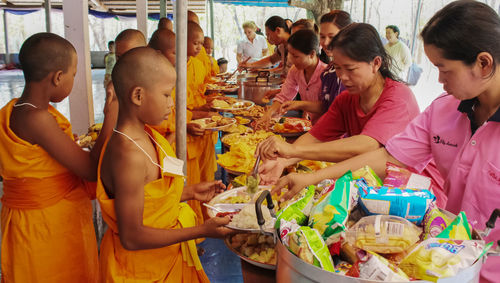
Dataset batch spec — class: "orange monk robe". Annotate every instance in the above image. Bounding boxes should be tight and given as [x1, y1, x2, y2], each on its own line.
[97, 126, 209, 283]
[0, 99, 98, 282]
[209, 55, 220, 75]
[196, 47, 219, 78]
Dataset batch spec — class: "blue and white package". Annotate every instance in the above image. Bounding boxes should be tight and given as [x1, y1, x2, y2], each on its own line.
[358, 186, 435, 225]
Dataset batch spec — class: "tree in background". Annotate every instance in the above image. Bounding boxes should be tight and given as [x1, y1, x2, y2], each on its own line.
[289, 0, 344, 22]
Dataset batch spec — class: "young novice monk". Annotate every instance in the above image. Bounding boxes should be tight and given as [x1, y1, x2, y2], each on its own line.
[98, 47, 232, 282]
[114, 29, 147, 59]
[0, 33, 117, 282]
[204, 36, 220, 75]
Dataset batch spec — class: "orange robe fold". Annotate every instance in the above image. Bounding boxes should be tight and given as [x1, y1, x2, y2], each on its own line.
[97, 126, 209, 283]
[0, 99, 98, 282]
[196, 47, 219, 77]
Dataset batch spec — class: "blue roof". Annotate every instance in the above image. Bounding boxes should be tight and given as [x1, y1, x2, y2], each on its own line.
[213, 0, 290, 7]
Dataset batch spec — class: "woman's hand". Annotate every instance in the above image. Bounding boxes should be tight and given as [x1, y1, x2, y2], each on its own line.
[257, 158, 285, 185]
[256, 136, 295, 160]
[279, 101, 303, 115]
[271, 173, 313, 202]
[191, 180, 226, 202]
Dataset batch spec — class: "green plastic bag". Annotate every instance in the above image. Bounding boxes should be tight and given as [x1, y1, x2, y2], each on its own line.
[275, 185, 315, 228]
[289, 226, 335, 272]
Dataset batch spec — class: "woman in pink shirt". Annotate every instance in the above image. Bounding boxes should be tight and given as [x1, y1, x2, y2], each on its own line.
[271, 2, 499, 282]
[257, 29, 327, 126]
[257, 23, 426, 188]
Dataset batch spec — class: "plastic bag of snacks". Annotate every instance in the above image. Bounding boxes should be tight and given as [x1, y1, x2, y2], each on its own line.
[383, 162, 431, 190]
[422, 203, 453, 240]
[274, 185, 315, 228]
[308, 172, 352, 245]
[358, 186, 435, 225]
[287, 226, 336, 272]
[347, 250, 410, 281]
[345, 215, 422, 254]
[400, 238, 487, 282]
[352, 165, 383, 187]
[436, 211, 472, 240]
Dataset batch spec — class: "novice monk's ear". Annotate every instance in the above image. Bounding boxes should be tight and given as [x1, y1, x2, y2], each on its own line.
[52, 70, 64, 86]
[130, 86, 145, 106]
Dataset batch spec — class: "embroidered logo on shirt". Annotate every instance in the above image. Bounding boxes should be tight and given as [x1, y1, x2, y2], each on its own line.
[488, 170, 500, 185]
[433, 135, 458, 147]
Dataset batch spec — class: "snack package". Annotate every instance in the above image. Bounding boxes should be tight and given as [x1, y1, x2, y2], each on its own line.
[358, 186, 435, 225]
[400, 238, 486, 282]
[352, 166, 383, 187]
[383, 162, 431, 190]
[308, 172, 352, 245]
[356, 251, 410, 282]
[422, 204, 453, 240]
[334, 261, 352, 276]
[436, 211, 472, 240]
[345, 215, 422, 254]
[275, 185, 315, 228]
[279, 219, 301, 247]
[288, 226, 335, 272]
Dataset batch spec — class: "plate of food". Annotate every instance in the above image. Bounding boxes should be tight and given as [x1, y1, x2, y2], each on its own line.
[234, 116, 251, 125]
[206, 82, 238, 93]
[232, 104, 266, 118]
[191, 116, 236, 131]
[221, 124, 253, 134]
[212, 98, 255, 112]
[272, 117, 312, 137]
[77, 123, 102, 149]
[207, 185, 272, 217]
[225, 233, 276, 270]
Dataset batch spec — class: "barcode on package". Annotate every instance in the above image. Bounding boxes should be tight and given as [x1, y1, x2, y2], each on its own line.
[386, 222, 404, 236]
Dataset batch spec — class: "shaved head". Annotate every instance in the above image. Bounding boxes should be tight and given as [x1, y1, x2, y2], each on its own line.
[158, 17, 173, 31]
[188, 21, 204, 40]
[19, 32, 76, 82]
[115, 29, 147, 58]
[149, 29, 176, 65]
[112, 47, 175, 104]
[188, 10, 199, 24]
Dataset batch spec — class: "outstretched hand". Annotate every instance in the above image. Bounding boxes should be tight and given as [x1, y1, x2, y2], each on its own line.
[192, 180, 226, 202]
[271, 173, 312, 202]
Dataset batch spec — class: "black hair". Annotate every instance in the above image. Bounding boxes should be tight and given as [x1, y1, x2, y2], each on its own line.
[19, 32, 76, 82]
[265, 16, 290, 34]
[320, 10, 352, 29]
[217, 58, 228, 65]
[386, 25, 400, 38]
[291, 19, 319, 34]
[421, 0, 500, 75]
[288, 29, 319, 56]
[108, 40, 115, 47]
[330, 23, 398, 81]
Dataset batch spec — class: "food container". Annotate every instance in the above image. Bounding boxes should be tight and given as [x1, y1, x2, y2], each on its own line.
[275, 209, 500, 283]
[238, 71, 282, 105]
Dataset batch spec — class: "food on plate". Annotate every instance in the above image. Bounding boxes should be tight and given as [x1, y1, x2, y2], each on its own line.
[272, 117, 312, 133]
[232, 104, 266, 118]
[191, 116, 234, 129]
[228, 233, 276, 265]
[222, 124, 252, 134]
[212, 98, 253, 110]
[77, 123, 102, 148]
[222, 130, 276, 147]
[246, 175, 259, 194]
[230, 202, 274, 230]
[234, 116, 251, 124]
[221, 194, 251, 204]
[206, 82, 237, 91]
[345, 215, 422, 254]
[212, 99, 230, 109]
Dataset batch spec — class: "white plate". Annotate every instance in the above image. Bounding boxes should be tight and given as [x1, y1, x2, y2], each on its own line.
[207, 185, 271, 218]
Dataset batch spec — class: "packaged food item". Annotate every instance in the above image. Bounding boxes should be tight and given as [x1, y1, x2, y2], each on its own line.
[288, 226, 335, 272]
[345, 215, 422, 254]
[279, 219, 301, 247]
[354, 251, 410, 282]
[274, 185, 315, 228]
[383, 162, 432, 190]
[334, 261, 352, 276]
[340, 241, 360, 264]
[352, 166, 383, 187]
[400, 238, 486, 282]
[422, 204, 453, 240]
[358, 186, 435, 225]
[436, 211, 472, 240]
[308, 172, 352, 245]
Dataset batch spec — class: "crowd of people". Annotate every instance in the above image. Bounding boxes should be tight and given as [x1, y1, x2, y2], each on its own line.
[0, 1, 499, 282]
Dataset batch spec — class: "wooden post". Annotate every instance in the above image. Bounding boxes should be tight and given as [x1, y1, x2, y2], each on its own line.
[3, 10, 10, 65]
[160, 0, 167, 18]
[136, 0, 148, 39]
[175, 0, 188, 174]
[45, 0, 52, 33]
[63, 0, 94, 134]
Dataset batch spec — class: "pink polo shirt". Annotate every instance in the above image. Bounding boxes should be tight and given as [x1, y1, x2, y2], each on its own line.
[274, 59, 327, 124]
[386, 94, 500, 283]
